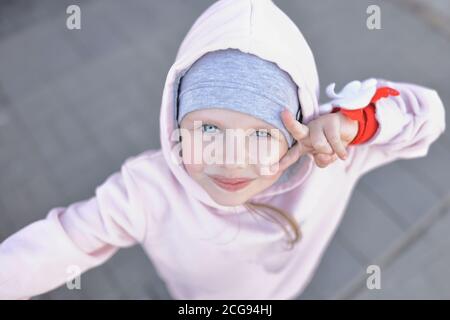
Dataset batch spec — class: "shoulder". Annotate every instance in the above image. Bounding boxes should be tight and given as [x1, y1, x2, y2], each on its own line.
[124, 149, 165, 165]
[118, 149, 176, 233]
[122, 149, 171, 177]
[119, 148, 178, 196]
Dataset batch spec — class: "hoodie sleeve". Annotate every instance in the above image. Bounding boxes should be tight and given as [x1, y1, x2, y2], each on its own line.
[341, 79, 446, 176]
[0, 160, 147, 300]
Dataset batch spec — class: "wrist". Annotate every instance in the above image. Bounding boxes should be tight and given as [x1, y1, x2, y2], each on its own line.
[339, 111, 359, 143]
[337, 104, 380, 145]
[332, 107, 360, 145]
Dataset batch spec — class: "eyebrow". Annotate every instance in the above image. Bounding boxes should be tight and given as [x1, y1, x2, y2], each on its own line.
[191, 118, 224, 128]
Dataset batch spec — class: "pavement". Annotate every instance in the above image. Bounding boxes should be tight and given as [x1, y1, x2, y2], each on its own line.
[0, 0, 449, 299]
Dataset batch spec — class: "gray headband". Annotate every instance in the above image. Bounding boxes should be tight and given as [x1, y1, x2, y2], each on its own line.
[177, 49, 301, 148]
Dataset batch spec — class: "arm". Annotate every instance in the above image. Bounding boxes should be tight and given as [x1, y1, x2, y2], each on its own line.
[321, 78, 446, 176]
[0, 160, 147, 300]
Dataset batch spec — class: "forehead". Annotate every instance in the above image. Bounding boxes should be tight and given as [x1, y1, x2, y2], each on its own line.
[180, 108, 277, 130]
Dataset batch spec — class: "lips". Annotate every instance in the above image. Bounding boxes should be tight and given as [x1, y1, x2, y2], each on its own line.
[208, 175, 255, 192]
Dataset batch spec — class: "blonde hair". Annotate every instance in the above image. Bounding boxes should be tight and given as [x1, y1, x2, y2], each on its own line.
[243, 201, 302, 249]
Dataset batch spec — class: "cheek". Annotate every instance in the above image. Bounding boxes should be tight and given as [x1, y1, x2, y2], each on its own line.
[183, 162, 203, 177]
[248, 138, 288, 165]
[181, 132, 200, 163]
[248, 140, 288, 177]
[276, 139, 289, 160]
[181, 137, 205, 176]
[249, 166, 283, 191]
[182, 133, 224, 169]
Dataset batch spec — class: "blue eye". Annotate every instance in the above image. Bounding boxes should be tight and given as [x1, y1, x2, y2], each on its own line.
[202, 124, 219, 133]
[255, 130, 271, 138]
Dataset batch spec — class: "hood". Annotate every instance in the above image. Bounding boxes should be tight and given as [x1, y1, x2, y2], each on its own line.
[159, 0, 320, 213]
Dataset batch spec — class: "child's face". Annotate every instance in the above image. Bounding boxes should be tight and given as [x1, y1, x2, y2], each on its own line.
[179, 108, 289, 206]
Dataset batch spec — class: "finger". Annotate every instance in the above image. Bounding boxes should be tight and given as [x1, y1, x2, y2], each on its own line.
[314, 154, 328, 168]
[281, 109, 309, 141]
[270, 142, 311, 173]
[314, 153, 338, 168]
[309, 122, 334, 154]
[270, 144, 301, 173]
[322, 118, 348, 160]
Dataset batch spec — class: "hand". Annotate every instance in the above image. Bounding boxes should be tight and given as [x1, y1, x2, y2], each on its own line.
[271, 108, 359, 172]
[302, 110, 359, 167]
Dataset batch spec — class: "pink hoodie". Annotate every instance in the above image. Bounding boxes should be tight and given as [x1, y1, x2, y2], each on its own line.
[0, 0, 446, 300]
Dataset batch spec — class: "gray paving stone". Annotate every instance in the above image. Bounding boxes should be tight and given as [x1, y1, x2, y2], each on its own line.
[0, 15, 84, 102]
[416, 0, 450, 16]
[47, 262, 124, 299]
[296, 282, 322, 300]
[0, 200, 14, 241]
[0, 0, 80, 39]
[63, 1, 132, 62]
[353, 207, 450, 299]
[299, 238, 365, 299]
[105, 246, 172, 299]
[401, 140, 450, 198]
[336, 188, 404, 262]
[360, 162, 440, 227]
[48, 144, 112, 201]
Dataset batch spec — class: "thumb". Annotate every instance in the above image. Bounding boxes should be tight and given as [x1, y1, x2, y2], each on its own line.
[281, 108, 310, 142]
[271, 140, 313, 173]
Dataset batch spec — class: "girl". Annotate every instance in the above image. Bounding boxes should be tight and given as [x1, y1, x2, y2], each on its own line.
[0, 0, 446, 300]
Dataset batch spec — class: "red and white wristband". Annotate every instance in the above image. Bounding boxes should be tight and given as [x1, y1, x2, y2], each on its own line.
[329, 86, 400, 145]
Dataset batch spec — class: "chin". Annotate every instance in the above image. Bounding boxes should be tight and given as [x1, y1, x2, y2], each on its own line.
[209, 191, 251, 207]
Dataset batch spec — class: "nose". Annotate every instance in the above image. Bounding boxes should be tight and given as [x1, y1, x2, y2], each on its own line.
[220, 130, 250, 168]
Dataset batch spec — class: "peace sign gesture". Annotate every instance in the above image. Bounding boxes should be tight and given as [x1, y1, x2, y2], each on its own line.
[270, 108, 358, 173]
